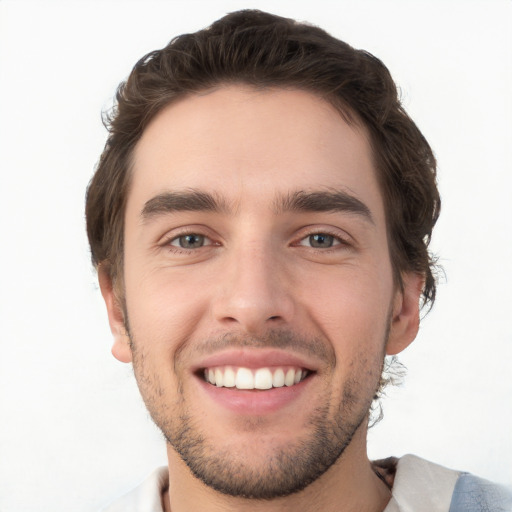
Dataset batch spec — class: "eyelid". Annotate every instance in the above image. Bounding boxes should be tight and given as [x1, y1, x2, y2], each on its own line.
[157, 225, 353, 252]
[297, 234, 342, 248]
[293, 226, 353, 248]
[158, 225, 221, 249]
[168, 233, 213, 247]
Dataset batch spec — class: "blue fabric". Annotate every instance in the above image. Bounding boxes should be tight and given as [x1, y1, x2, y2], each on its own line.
[449, 473, 512, 512]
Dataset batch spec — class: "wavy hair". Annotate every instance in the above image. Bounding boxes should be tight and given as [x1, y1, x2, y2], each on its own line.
[86, 9, 440, 308]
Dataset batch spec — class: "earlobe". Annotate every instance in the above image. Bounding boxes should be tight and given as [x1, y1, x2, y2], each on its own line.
[386, 272, 424, 356]
[98, 265, 133, 364]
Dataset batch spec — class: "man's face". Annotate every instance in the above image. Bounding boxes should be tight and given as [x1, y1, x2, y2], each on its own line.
[103, 86, 420, 498]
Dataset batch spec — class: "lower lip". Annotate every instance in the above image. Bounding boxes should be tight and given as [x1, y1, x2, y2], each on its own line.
[196, 375, 313, 415]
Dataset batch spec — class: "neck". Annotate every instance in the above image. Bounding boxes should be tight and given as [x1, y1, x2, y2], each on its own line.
[163, 423, 391, 512]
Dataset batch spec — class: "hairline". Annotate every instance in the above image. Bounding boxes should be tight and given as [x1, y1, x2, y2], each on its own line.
[105, 83, 405, 300]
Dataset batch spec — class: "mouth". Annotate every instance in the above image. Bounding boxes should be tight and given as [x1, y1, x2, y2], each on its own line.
[192, 349, 318, 414]
[202, 366, 311, 390]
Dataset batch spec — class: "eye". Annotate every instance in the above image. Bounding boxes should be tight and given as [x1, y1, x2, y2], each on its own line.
[169, 233, 209, 249]
[299, 233, 340, 249]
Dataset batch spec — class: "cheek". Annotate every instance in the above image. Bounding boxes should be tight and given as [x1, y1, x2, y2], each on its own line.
[123, 264, 211, 352]
[297, 265, 393, 405]
[300, 264, 393, 341]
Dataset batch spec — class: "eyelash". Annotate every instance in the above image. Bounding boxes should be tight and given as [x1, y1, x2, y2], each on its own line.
[160, 227, 352, 256]
[295, 230, 351, 251]
[160, 230, 216, 254]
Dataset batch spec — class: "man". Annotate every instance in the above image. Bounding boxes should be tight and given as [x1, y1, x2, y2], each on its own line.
[86, 9, 512, 512]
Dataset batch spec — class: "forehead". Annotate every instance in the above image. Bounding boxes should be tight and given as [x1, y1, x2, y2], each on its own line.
[129, 86, 384, 222]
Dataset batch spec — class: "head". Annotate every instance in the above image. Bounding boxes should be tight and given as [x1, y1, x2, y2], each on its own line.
[86, 10, 440, 501]
[86, 9, 439, 305]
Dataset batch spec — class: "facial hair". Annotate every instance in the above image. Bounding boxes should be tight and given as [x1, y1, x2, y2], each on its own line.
[128, 329, 386, 500]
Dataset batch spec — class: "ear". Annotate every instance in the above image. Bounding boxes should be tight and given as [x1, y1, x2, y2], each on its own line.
[386, 272, 424, 356]
[98, 265, 132, 363]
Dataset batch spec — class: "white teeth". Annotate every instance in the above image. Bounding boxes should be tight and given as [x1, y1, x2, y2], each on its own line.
[235, 368, 254, 389]
[284, 369, 295, 387]
[223, 367, 236, 388]
[204, 366, 308, 390]
[254, 368, 273, 390]
[214, 368, 224, 387]
[272, 368, 285, 388]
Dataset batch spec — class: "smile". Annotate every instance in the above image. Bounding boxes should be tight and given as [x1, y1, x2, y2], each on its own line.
[203, 366, 310, 390]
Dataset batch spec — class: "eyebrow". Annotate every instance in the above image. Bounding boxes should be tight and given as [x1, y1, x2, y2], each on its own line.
[275, 190, 374, 223]
[140, 188, 373, 224]
[141, 190, 230, 220]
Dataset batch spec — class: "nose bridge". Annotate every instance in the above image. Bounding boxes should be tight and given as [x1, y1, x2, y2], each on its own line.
[213, 237, 294, 331]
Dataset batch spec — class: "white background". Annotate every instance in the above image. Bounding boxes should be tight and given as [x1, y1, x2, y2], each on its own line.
[0, 1, 511, 510]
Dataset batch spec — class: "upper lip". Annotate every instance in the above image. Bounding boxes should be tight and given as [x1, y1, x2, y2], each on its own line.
[191, 349, 318, 373]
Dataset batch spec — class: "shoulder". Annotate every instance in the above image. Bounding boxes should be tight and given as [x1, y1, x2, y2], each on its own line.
[99, 467, 169, 512]
[450, 473, 512, 512]
[382, 455, 512, 512]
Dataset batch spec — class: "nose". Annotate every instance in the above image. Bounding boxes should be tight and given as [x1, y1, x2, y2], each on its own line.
[212, 241, 295, 334]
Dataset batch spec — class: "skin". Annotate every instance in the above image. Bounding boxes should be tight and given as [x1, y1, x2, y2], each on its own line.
[100, 86, 422, 512]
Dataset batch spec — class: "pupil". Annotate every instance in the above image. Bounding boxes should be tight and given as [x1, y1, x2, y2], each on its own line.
[310, 234, 333, 248]
[180, 234, 204, 248]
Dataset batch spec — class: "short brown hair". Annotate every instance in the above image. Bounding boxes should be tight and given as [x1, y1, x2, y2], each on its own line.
[86, 9, 440, 307]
